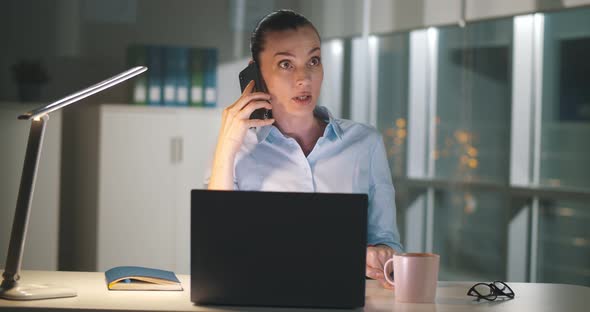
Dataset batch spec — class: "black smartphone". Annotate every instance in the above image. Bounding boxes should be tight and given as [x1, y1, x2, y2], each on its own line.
[239, 62, 272, 120]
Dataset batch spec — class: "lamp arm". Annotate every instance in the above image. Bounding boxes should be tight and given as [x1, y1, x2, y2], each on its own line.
[19, 66, 147, 120]
[1, 66, 147, 292]
[1, 116, 48, 288]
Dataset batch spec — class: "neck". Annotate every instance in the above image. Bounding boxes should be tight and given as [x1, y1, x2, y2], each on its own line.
[274, 110, 326, 153]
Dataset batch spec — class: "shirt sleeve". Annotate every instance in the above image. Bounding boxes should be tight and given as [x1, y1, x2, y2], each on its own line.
[367, 133, 404, 253]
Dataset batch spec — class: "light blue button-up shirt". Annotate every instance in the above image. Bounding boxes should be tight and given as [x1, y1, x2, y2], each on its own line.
[223, 106, 403, 252]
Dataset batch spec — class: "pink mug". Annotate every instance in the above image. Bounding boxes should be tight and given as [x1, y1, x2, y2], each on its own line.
[383, 253, 440, 303]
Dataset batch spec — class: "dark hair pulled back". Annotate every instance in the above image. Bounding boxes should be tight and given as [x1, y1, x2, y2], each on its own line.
[250, 9, 320, 65]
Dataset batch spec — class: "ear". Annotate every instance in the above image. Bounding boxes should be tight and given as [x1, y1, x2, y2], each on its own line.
[248, 59, 255, 65]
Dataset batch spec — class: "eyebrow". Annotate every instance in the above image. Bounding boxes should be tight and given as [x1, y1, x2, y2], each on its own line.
[273, 47, 321, 57]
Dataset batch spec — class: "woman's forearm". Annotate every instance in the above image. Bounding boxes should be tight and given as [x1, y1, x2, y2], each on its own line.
[208, 81, 273, 190]
[207, 145, 237, 190]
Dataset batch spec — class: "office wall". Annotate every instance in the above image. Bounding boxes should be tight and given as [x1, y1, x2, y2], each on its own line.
[3, 0, 590, 273]
[4, 0, 590, 105]
[0, 0, 300, 104]
[299, 0, 590, 39]
[0, 1, 59, 101]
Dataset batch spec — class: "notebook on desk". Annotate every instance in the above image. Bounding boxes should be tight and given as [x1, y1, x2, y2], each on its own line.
[105, 266, 182, 291]
[190, 190, 368, 309]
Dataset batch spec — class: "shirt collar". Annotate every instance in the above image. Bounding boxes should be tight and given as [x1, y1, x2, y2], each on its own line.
[315, 106, 343, 141]
[255, 106, 343, 143]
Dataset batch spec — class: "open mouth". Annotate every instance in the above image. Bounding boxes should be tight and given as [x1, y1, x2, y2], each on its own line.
[292, 95, 312, 105]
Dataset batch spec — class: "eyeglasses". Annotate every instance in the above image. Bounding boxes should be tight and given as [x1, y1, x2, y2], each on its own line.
[467, 281, 515, 301]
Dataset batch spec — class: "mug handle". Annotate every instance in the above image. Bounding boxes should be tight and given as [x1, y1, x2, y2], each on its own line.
[383, 258, 394, 286]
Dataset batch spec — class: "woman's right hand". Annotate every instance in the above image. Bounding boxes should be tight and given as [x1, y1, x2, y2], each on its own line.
[208, 80, 274, 190]
[218, 80, 274, 155]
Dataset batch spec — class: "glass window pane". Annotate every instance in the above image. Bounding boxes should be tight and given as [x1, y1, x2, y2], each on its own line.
[376, 33, 410, 178]
[319, 39, 346, 118]
[540, 7, 590, 190]
[433, 190, 509, 281]
[375, 33, 410, 242]
[435, 19, 513, 184]
[537, 199, 590, 286]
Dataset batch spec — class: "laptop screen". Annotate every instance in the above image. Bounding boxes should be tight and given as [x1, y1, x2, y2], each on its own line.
[190, 190, 368, 308]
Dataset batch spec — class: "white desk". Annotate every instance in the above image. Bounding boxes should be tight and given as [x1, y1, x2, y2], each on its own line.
[0, 270, 589, 311]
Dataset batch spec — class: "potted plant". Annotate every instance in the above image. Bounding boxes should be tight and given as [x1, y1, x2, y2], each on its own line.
[11, 60, 50, 102]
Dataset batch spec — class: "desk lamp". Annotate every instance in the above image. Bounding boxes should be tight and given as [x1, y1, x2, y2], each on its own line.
[0, 66, 147, 300]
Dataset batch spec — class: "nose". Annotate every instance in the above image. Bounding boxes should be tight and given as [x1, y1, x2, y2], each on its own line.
[295, 67, 312, 87]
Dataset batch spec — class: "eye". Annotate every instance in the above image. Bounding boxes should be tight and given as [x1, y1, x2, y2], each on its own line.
[278, 60, 292, 69]
[309, 56, 321, 66]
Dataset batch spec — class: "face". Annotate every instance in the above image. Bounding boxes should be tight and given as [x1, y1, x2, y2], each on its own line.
[258, 25, 323, 118]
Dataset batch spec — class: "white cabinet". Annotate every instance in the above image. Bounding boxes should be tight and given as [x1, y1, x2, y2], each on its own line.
[71, 104, 221, 274]
[0, 103, 61, 270]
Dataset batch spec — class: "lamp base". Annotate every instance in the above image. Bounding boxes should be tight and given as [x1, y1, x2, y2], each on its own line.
[0, 282, 77, 300]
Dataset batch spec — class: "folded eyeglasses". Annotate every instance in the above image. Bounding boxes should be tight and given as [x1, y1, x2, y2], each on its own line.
[467, 281, 515, 302]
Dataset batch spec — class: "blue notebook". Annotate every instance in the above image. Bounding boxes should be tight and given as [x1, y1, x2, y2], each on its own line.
[105, 266, 183, 291]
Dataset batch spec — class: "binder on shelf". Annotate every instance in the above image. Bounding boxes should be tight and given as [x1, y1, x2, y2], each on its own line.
[147, 46, 163, 106]
[163, 46, 178, 106]
[189, 48, 204, 107]
[125, 44, 217, 108]
[203, 48, 218, 108]
[127, 45, 148, 105]
[176, 47, 190, 107]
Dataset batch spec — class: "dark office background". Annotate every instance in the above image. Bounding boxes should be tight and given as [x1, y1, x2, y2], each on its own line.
[1, 0, 589, 287]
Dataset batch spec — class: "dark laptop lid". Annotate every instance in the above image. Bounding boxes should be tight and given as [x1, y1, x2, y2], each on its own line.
[191, 190, 368, 309]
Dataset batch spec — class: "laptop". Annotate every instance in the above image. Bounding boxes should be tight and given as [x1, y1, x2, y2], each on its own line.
[190, 190, 368, 309]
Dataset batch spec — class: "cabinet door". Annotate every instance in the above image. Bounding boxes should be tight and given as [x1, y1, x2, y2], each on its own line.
[97, 108, 179, 271]
[174, 108, 222, 274]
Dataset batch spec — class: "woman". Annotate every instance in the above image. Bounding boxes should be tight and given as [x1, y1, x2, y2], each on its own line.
[208, 9, 402, 289]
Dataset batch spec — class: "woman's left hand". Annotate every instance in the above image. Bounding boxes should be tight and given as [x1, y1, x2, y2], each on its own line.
[366, 245, 395, 289]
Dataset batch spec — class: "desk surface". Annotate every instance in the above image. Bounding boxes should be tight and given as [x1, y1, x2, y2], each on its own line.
[0, 270, 589, 311]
